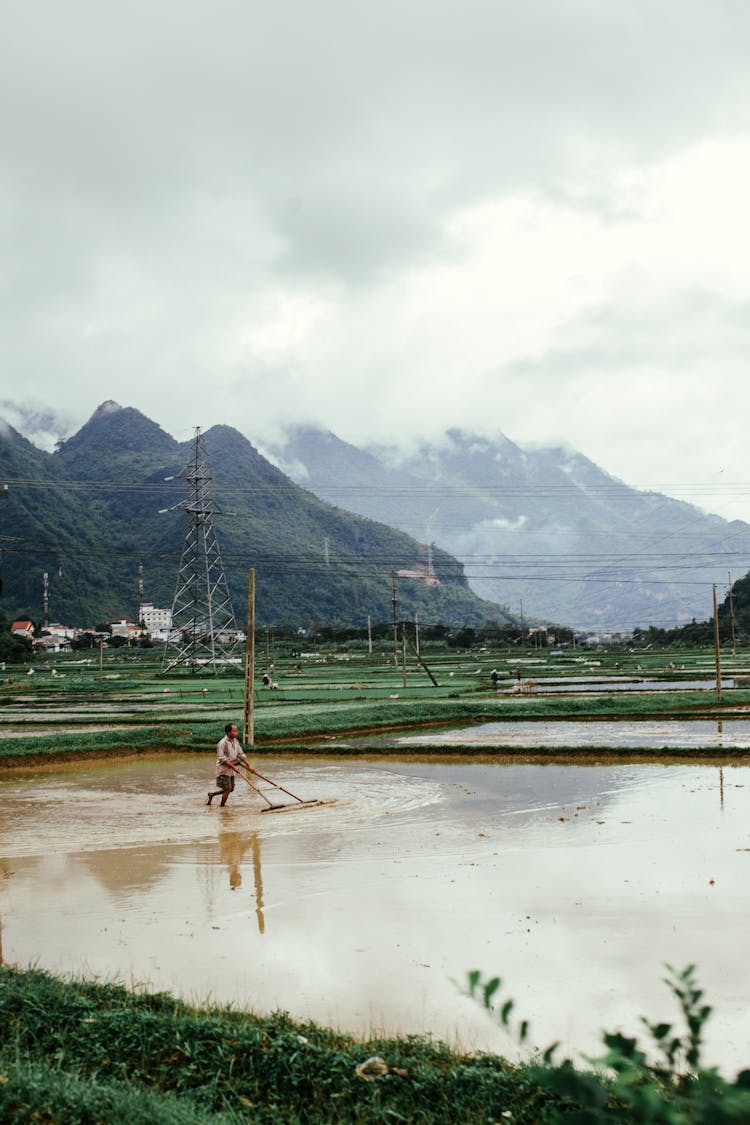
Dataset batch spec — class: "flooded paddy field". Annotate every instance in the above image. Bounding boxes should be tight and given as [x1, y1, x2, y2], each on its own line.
[498, 678, 737, 694]
[397, 718, 750, 752]
[2, 753, 750, 1074]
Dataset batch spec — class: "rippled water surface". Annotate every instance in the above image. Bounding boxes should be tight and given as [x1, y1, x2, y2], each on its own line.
[2, 753, 749, 1072]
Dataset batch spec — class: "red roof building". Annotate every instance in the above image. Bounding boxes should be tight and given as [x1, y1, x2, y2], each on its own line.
[10, 620, 35, 637]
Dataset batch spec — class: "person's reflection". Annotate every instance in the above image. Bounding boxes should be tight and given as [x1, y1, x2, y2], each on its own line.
[217, 823, 265, 933]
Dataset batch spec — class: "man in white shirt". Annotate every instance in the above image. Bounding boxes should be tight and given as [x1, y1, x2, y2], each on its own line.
[206, 722, 250, 806]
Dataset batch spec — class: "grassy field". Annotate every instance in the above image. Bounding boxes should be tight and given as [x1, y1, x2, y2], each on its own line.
[3, 965, 749, 1123]
[1, 641, 749, 763]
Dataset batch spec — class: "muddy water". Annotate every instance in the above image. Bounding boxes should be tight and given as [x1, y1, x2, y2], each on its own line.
[499, 678, 735, 693]
[400, 718, 750, 750]
[1, 755, 749, 1073]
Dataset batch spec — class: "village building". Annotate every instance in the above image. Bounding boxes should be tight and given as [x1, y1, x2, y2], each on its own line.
[35, 623, 75, 653]
[109, 618, 142, 641]
[10, 620, 35, 638]
[138, 603, 173, 640]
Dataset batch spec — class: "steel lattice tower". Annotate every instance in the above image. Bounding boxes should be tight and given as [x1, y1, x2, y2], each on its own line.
[162, 427, 239, 673]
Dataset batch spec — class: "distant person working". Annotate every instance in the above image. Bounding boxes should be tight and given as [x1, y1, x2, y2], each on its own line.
[206, 722, 250, 806]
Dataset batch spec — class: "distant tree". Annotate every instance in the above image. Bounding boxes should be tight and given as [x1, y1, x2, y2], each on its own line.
[0, 612, 33, 663]
[422, 624, 450, 641]
[70, 633, 97, 651]
[448, 626, 476, 649]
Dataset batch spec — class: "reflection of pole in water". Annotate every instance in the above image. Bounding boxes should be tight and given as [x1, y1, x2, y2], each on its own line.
[253, 835, 265, 935]
[719, 765, 724, 811]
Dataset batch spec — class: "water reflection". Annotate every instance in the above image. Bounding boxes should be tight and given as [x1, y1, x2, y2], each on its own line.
[217, 823, 265, 934]
[2, 757, 750, 1073]
[81, 847, 173, 897]
[400, 719, 750, 750]
[498, 678, 736, 694]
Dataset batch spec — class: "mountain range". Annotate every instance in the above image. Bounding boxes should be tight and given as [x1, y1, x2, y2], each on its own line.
[0, 403, 515, 631]
[264, 426, 750, 631]
[4, 402, 749, 633]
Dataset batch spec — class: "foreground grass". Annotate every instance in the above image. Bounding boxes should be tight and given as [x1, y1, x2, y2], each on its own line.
[3, 966, 750, 1123]
[0, 966, 562, 1124]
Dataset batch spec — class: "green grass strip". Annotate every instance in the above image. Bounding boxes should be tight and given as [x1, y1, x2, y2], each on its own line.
[1, 688, 749, 763]
[5, 966, 750, 1122]
[0, 966, 567, 1124]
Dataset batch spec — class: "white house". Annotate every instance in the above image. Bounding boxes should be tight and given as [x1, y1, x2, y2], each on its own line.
[138, 603, 173, 640]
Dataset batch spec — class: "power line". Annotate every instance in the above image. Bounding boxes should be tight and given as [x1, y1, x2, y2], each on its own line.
[1, 537, 749, 572]
[3, 473, 750, 499]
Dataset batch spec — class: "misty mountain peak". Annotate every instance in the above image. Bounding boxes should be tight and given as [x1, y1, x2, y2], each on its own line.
[444, 427, 513, 452]
[91, 400, 124, 420]
[56, 403, 177, 477]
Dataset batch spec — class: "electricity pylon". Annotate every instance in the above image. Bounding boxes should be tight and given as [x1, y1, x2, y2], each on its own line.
[162, 427, 239, 673]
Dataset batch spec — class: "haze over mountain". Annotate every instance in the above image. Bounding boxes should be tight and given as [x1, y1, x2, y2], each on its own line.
[0, 403, 514, 631]
[266, 426, 750, 632]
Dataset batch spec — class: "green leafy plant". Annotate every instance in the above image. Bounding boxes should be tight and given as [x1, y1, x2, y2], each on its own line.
[464, 963, 750, 1123]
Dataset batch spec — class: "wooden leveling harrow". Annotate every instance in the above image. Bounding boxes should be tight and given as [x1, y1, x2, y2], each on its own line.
[234, 761, 332, 813]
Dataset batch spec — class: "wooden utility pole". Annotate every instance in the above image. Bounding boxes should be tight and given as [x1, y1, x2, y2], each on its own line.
[244, 570, 255, 745]
[401, 622, 407, 687]
[713, 583, 722, 703]
[391, 572, 398, 667]
[367, 615, 372, 655]
[728, 572, 737, 656]
[402, 626, 439, 686]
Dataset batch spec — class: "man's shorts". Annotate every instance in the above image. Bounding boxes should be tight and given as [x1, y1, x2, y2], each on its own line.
[216, 774, 235, 792]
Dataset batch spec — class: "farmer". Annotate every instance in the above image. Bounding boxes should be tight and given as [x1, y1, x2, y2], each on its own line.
[206, 722, 250, 806]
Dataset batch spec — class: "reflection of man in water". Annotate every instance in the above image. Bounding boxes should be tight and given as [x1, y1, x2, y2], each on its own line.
[217, 826, 266, 932]
[219, 826, 249, 889]
[206, 722, 250, 806]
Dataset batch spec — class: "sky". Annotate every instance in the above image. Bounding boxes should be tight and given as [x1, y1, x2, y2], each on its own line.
[3, 1, 750, 520]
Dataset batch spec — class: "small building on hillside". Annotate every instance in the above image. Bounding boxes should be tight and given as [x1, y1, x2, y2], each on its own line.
[395, 561, 440, 586]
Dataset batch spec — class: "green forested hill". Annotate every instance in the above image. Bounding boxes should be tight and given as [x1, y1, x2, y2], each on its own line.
[0, 403, 514, 630]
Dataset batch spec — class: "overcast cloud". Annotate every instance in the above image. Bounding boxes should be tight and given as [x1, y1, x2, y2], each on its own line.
[3, 1, 750, 518]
